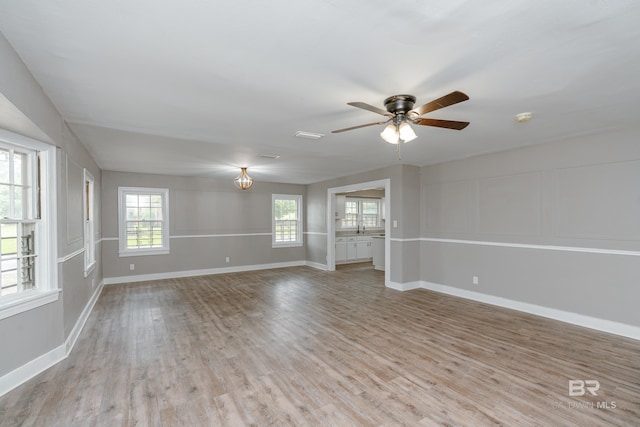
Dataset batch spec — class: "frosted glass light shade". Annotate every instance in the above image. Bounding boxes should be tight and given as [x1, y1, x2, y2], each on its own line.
[398, 122, 417, 142]
[380, 124, 400, 144]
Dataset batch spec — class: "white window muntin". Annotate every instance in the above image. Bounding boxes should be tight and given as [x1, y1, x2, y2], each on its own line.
[272, 194, 303, 247]
[0, 129, 58, 320]
[118, 187, 170, 257]
[340, 197, 382, 230]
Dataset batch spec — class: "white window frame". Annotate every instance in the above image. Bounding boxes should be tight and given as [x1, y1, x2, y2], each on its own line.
[118, 187, 170, 257]
[83, 169, 95, 276]
[0, 129, 58, 321]
[339, 197, 383, 230]
[272, 194, 303, 248]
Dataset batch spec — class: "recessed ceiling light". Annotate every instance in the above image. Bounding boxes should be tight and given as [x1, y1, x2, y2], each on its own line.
[257, 154, 280, 159]
[295, 131, 324, 139]
[514, 112, 534, 123]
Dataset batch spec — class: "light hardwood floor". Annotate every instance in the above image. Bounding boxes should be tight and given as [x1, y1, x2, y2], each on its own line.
[1, 264, 639, 426]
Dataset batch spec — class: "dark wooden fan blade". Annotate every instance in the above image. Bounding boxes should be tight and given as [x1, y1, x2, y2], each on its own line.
[413, 118, 470, 130]
[411, 91, 469, 117]
[332, 120, 390, 133]
[347, 102, 393, 117]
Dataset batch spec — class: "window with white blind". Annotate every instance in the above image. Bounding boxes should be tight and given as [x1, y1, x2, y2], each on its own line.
[272, 194, 303, 247]
[118, 187, 170, 256]
[0, 130, 57, 319]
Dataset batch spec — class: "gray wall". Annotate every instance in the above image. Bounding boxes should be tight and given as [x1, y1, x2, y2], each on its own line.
[0, 33, 102, 377]
[419, 130, 640, 326]
[101, 171, 306, 280]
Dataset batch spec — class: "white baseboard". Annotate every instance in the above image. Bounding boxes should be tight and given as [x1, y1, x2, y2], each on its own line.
[386, 280, 423, 291]
[65, 280, 104, 354]
[103, 260, 308, 285]
[305, 261, 327, 271]
[0, 344, 66, 397]
[0, 280, 104, 397]
[415, 280, 640, 341]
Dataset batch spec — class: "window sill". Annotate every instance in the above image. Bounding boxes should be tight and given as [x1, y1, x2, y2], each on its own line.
[0, 289, 61, 321]
[118, 249, 170, 258]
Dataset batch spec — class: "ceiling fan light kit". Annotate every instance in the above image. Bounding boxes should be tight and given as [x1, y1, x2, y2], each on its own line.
[380, 120, 417, 144]
[233, 167, 254, 190]
[332, 91, 470, 145]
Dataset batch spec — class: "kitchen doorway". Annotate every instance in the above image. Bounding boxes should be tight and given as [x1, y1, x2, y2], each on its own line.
[327, 179, 390, 287]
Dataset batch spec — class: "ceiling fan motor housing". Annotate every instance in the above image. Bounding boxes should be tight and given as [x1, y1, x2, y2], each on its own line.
[383, 95, 416, 114]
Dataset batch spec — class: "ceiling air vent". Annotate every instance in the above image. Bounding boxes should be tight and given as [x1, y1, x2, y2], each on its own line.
[295, 131, 324, 139]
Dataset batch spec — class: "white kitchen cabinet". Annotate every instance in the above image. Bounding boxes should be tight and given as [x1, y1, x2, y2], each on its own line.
[336, 235, 374, 264]
[356, 238, 371, 259]
[335, 237, 347, 262]
[347, 236, 358, 260]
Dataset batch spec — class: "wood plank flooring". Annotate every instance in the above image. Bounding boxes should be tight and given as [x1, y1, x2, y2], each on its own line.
[1, 264, 639, 426]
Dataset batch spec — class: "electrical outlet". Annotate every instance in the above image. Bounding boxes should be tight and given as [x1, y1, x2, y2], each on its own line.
[473, 275, 479, 285]
[393, 220, 398, 228]
[130, 264, 135, 271]
[225, 257, 230, 263]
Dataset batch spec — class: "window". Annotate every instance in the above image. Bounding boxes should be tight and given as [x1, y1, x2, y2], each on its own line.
[118, 187, 169, 256]
[272, 194, 303, 247]
[361, 200, 380, 227]
[342, 199, 358, 228]
[340, 198, 382, 229]
[0, 130, 57, 319]
[1, 145, 38, 297]
[83, 169, 95, 276]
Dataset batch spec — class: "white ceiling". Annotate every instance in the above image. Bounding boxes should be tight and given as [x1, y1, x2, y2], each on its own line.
[1, 0, 639, 184]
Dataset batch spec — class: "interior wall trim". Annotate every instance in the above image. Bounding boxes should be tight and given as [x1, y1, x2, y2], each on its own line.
[391, 237, 640, 257]
[103, 260, 309, 285]
[56, 247, 85, 263]
[171, 233, 272, 239]
[305, 261, 327, 270]
[0, 343, 65, 398]
[415, 280, 640, 341]
[104, 232, 324, 240]
[102, 233, 281, 240]
[387, 279, 639, 340]
[0, 280, 104, 398]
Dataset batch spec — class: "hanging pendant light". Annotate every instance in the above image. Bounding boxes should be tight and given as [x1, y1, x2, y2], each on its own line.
[234, 167, 254, 190]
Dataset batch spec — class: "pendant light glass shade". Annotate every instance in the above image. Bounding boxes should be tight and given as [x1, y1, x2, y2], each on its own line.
[234, 167, 253, 190]
[380, 123, 400, 144]
[398, 122, 417, 142]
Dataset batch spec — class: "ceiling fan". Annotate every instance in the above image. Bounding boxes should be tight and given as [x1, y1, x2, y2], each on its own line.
[332, 91, 470, 144]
